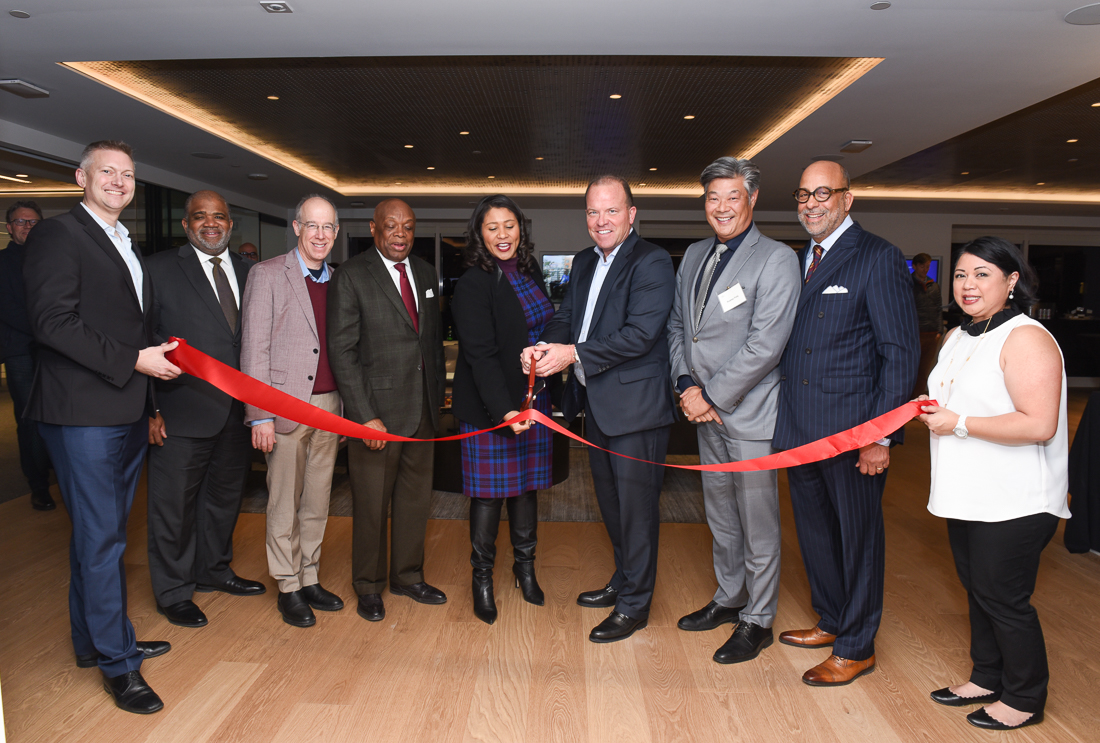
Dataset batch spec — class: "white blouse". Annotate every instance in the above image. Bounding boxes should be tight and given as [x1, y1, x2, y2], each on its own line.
[927, 314, 1070, 522]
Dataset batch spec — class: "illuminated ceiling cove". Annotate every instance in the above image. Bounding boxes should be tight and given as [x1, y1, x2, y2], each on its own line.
[63, 55, 880, 197]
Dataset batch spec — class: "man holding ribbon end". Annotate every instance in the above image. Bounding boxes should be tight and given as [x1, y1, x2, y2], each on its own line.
[667, 157, 800, 664]
[772, 160, 919, 686]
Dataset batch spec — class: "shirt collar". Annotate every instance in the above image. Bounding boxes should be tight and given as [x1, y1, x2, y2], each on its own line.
[295, 248, 330, 282]
[593, 230, 631, 265]
[375, 247, 411, 273]
[813, 214, 854, 252]
[80, 202, 129, 238]
[714, 222, 753, 252]
[191, 244, 231, 265]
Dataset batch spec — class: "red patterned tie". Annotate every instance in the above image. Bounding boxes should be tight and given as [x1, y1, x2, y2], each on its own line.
[395, 262, 419, 333]
[804, 244, 824, 284]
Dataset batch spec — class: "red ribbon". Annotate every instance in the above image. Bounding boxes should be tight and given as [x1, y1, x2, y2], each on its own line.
[167, 337, 929, 473]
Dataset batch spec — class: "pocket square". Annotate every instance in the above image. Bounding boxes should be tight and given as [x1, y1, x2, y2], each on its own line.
[425, 288, 435, 298]
[822, 285, 848, 295]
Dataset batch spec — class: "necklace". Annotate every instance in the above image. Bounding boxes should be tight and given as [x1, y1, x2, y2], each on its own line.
[939, 315, 994, 406]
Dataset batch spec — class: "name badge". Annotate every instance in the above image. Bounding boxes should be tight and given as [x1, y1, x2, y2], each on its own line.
[718, 283, 746, 312]
[425, 288, 435, 298]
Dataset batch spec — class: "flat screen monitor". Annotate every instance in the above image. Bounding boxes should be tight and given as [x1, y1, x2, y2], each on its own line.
[907, 258, 939, 283]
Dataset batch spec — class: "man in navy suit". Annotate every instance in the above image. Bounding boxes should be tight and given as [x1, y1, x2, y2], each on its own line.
[772, 160, 919, 686]
[23, 141, 179, 713]
[523, 175, 677, 643]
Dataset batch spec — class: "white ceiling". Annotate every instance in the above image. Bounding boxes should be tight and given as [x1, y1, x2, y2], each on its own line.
[1, 0, 1098, 214]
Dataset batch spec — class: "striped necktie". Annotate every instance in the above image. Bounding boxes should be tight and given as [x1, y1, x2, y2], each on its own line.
[804, 244, 824, 284]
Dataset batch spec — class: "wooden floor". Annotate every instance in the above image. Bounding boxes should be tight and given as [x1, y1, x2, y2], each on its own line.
[3, 413, 1099, 742]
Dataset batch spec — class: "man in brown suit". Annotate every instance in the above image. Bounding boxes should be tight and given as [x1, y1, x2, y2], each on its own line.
[241, 194, 346, 628]
[328, 198, 447, 622]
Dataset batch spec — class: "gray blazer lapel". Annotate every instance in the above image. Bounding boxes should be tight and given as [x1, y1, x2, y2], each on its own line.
[699, 233, 757, 329]
[178, 246, 234, 335]
[283, 252, 318, 339]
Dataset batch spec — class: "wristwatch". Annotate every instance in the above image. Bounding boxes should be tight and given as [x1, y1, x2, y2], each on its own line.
[953, 414, 969, 439]
[572, 345, 580, 363]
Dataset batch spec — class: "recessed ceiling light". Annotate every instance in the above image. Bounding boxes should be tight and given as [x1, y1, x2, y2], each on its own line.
[961, 171, 970, 175]
[683, 115, 695, 120]
[870, 1, 891, 9]
[266, 95, 279, 100]
[426, 166, 435, 170]
[349, 201, 365, 207]
[487, 176, 495, 179]
[259, 1, 293, 13]
[535, 157, 544, 161]
[638, 183, 646, 186]
[609, 94, 622, 99]
[1036, 182, 1046, 185]
[840, 140, 873, 153]
[649, 167, 657, 171]
[0, 78, 49, 98]
[472, 150, 481, 154]
[459, 131, 470, 135]
[8, 10, 30, 19]
[1067, 138, 1078, 143]
[1093, 102, 1100, 107]
[15, 173, 29, 178]
[404, 144, 414, 149]
[1069, 158, 1079, 162]
[864, 186, 874, 189]
[247, 173, 268, 180]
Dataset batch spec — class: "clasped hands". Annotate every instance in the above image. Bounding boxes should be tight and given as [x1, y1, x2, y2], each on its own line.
[679, 386, 721, 425]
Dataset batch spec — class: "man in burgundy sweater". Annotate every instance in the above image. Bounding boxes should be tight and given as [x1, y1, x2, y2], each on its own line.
[241, 194, 346, 628]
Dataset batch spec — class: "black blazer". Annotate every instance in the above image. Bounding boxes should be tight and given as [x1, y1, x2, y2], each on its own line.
[147, 245, 250, 438]
[0, 241, 35, 361]
[23, 205, 155, 426]
[451, 261, 557, 437]
[540, 230, 678, 437]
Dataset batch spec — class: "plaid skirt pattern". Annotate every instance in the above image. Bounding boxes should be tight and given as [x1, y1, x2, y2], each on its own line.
[459, 392, 553, 498]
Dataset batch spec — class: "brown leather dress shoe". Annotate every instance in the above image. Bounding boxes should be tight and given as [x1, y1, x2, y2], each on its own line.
[802, 654, 876, 686]
[778, 625, 836, 648]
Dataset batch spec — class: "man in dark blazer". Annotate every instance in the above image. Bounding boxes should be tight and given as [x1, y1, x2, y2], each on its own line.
[772, 160, 919, 686]
[23, 140, 177, 714]
[328, 198, 447, 623]
[524, 175, 677, 643]
[145, 190, 265, 630]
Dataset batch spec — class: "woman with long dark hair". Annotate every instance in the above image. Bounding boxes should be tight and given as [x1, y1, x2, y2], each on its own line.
[918, 236, 1069, 731]
[450, 194, 556, 624]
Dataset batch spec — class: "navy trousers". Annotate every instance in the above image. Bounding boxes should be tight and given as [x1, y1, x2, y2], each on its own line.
[5, 353, 51, 493]
[786, 449, 886, 661]
[585, 413, 671, 620]
[39, 420, 146, 678]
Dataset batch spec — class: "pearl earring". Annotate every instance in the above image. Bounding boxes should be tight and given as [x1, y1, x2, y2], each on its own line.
[1009, 287, 1015, 299]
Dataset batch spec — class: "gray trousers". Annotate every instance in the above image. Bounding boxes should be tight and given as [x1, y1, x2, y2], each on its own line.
[697, 424, 780, 627]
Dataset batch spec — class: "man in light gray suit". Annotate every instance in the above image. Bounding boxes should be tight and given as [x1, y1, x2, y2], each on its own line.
[667, 157, 800, 664]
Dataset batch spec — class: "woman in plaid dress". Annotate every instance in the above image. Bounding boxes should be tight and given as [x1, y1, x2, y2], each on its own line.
[451, 195, 557, 625]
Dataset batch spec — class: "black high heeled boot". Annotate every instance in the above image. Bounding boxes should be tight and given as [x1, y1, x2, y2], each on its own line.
[507, 491, 544, 606]
[470, 497, 503, 624]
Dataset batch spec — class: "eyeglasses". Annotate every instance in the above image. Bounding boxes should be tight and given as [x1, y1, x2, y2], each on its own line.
[792, 187, 849, 203]
[7, 218, 40, 227]
[301, 222, 337, 236]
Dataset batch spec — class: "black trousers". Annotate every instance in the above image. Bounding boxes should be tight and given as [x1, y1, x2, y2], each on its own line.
[947, 513, 1058, 713]
[585, 413, 671, 620]
[146, 407, 251, 606]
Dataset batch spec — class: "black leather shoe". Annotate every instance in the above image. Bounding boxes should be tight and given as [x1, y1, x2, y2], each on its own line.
[677, 601, 742, 632]
[195, 574, 266, 596]
[157, 600, 207, 628]
[577, 583, 618, 608]
[589, 611, 648, 643]
[357, 593, 385, 622]
[277, 590, 316, 627]
[966, 707, 1043, 730]
[301, 583, 344, 611]
[31, 489, 56, 511]
[390, 581, 447, 605]
[713, 621, 774, 664]
[930, 687, 1001, 707]
[103, 670, 164, 714]
[76, 640, 172, 668]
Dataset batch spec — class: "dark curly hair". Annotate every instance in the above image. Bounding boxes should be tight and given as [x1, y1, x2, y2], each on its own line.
[463, 194, 537, 275]
[954, 236, 1039, 313]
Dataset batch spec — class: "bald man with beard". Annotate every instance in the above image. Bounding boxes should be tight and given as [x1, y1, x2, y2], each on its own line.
[328, 199, 447, 623]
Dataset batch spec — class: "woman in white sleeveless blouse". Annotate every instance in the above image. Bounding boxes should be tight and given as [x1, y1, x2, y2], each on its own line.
[917, 237, 1068, 732]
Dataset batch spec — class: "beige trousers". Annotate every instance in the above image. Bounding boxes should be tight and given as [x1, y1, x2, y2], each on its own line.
[265, 391, 340, 593]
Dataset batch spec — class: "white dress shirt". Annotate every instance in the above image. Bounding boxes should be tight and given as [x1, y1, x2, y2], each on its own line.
[191, 245, 241, 307]
[572, 235, 627, 385]
[376, 249, 418, 310]
[81, 202, 143, 310]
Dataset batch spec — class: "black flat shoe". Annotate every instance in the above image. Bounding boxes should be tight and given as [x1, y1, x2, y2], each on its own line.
[31, 489, 56, 511]
[77, 640, 172, 668]
[713, 621, 773, 664]
[157, 600, 207, 628]
[930, 687, 1000, 707]
[277, 589, 316, 627]
[301, 583, 344, 611]
[677, 601, 742, 632]
[577, 583, 618, 608]
[357, 593, 385, 622]
[966, 707, 1043, 730]
[390, 581, 447, 605]
[103, 670, 163, 714]
[589, 611, 648, 643]
[195, 574, 266, 596]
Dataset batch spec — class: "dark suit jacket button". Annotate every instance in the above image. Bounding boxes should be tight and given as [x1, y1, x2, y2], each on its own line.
[802, 379, 809, 385]
[308, 375, 313, 381]
[805, 348, 812, 354]
[313, 348, 319, 354]
[780, 375, 786, 381]
[818, 311, 825, 318]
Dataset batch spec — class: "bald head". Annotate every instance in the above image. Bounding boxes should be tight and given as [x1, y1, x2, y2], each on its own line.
[370, 199, 416, 262]
[797, 160, 854, 242]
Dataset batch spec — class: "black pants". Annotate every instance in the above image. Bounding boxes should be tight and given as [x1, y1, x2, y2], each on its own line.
[5, 353, 51, 492]
[947, 513, 1059, 713]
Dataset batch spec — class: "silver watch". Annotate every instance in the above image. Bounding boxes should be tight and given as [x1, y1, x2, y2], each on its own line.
[953, 415, 969, 439]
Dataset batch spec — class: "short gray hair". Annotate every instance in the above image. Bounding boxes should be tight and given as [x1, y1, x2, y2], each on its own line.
[700, 157, 760, 197]
[294, 194, 339, 226]
[79, 140, 133, 172]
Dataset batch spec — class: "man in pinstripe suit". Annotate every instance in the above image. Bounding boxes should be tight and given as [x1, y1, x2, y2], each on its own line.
[772, 160, 919, 686]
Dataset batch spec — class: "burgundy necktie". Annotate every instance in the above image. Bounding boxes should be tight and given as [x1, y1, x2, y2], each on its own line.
[804, 244, 824, 284]
[395, 262, 419, 332]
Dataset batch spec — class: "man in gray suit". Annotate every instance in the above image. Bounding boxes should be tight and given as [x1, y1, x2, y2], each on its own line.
[328, 198, 447, 623]
[667, 157, 800, 664]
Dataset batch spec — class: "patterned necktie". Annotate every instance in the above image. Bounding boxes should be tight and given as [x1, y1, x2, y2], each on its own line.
[694, 243, 728, 330]
[210, 256, 238, 329]
[395, 262, 419, 333]
[804, 244, 824, 284]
